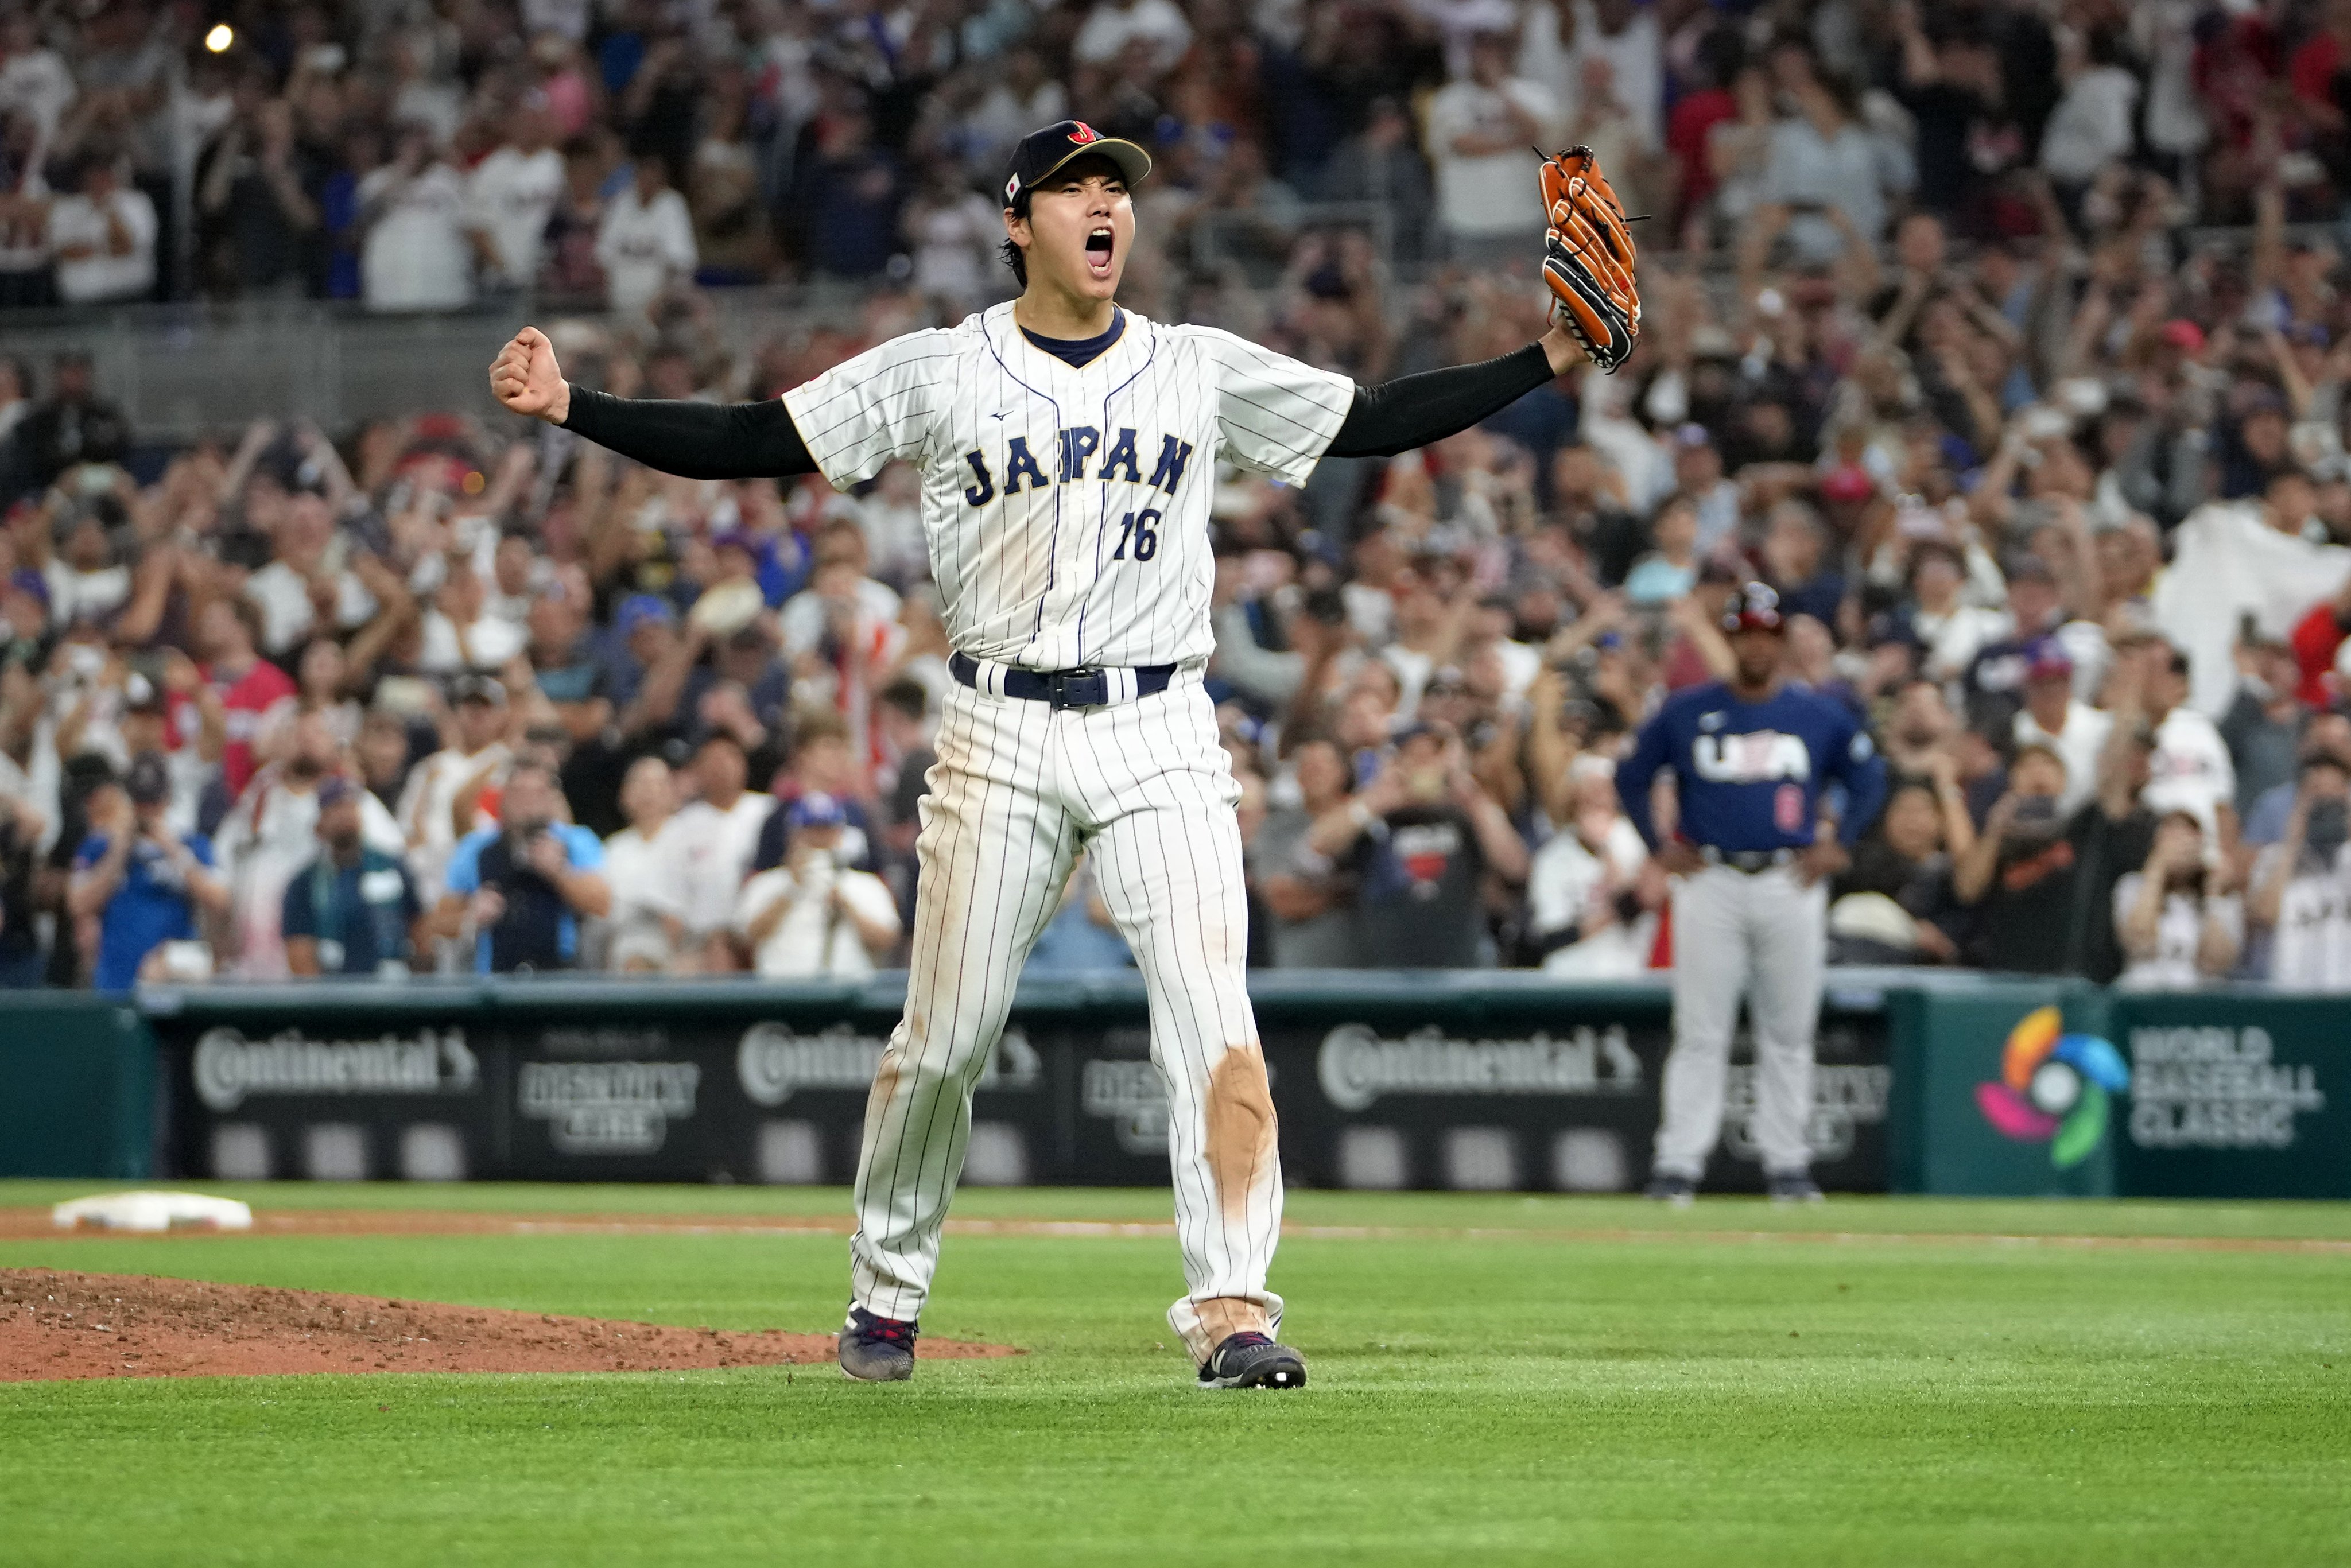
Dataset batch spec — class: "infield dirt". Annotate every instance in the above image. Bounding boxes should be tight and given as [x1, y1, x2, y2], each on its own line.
[0, 1268, 1017, 1382]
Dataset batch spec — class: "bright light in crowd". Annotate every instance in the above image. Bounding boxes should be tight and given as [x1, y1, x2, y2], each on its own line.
[204, 24, 234, 53]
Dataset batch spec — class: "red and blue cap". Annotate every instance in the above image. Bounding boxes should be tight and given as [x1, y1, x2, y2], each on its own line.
[1720, 581, 1784, 635]
[1002, 121, 1153, 209]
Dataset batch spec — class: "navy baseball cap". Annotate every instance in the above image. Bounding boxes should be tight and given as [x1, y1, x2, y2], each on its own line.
[618, 593, 675, 635]
[788, 791, 849, 831]
[1002, 121, 1152, 209]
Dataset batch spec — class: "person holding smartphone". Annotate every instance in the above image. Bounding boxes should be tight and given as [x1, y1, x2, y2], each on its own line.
[436, 761, 610, 973]
[67, 755, 230, 989]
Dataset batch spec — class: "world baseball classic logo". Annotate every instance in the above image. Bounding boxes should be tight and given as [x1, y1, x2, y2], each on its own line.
[1975, 1006, 2129, 1169]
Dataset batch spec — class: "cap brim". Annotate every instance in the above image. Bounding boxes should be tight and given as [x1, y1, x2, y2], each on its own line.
[1026, 138, 1153, 197]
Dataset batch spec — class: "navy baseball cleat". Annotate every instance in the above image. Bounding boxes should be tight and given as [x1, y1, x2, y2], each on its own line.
[1646, 1172, 1696, 1207]
[1767, 1171, 1825, 1204]
[1197, 1332, 1306, 1390]
[839, 1306, 918, 1381]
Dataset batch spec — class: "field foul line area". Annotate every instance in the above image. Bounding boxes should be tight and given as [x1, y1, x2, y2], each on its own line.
[3, 1208, 2348, 1255]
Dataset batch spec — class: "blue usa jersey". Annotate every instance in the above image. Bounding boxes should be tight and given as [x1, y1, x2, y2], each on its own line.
[1616, 681, 1889, 853]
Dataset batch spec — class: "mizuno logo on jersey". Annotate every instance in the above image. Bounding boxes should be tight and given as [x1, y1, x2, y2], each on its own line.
[1691, 731, 1811, 783]
[960, 428, 1193, 507]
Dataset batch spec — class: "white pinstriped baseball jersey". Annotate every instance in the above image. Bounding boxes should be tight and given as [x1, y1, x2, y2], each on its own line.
[781, 301, 1355, 670]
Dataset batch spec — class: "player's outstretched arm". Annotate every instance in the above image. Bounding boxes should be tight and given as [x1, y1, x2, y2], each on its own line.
[488, 326, 817, 482]
[1324, 324, 1591, 461]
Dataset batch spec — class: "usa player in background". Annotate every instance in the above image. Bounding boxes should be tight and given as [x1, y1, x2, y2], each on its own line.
[492, 121, 1601, 1387]
[1616, 585, 1888, 1205]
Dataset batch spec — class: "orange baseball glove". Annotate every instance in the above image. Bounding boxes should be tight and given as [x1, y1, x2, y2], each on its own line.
[1540, 146, 1640, 373]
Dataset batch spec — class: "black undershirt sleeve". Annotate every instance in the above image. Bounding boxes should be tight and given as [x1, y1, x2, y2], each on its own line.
[558, 387, 819, 480]
[1325, 343, 1556, 460]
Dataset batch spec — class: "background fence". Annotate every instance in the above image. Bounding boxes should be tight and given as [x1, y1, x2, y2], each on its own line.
[6, 972, 2341, 1198]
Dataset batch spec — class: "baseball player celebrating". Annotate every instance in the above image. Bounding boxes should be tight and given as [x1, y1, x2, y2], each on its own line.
[492, 127, 1640, 1387]
[1615, 584, 1887, 1204]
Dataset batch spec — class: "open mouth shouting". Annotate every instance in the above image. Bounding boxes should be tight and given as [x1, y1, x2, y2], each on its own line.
[1085, 226, 1115, 279]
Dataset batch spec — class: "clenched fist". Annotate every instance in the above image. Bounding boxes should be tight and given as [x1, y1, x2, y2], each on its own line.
[489, 326, 571, 425]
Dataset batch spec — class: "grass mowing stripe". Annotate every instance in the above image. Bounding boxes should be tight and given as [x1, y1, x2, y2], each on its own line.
[2, 1197, 2347, 1566]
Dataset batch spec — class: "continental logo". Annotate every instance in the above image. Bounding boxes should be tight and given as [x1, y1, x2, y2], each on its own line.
[735, 1021, 1042, 1106]
[192, 1026, 480, 1111]
[518, 1059, 700, 1155]
[1316, 1023, 1642, 1112]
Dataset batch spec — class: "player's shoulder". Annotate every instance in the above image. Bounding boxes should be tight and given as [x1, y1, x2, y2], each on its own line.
[1656, 682, 1728, 724]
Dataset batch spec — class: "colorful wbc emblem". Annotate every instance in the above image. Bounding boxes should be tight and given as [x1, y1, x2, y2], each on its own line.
[1974, 1006, 2129, 1169]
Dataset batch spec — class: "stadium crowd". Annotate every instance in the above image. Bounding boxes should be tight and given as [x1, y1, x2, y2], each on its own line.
[5, 0, 2351, 990]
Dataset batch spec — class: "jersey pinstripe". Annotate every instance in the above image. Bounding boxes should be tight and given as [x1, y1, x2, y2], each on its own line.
[782, 302, 1354, 672]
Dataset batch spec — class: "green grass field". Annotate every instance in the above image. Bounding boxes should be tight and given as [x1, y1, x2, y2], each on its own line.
[3, 1181, 2347, 1566]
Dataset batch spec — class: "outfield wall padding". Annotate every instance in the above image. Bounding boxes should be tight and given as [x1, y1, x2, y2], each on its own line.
[4, 976, 2341, 1197]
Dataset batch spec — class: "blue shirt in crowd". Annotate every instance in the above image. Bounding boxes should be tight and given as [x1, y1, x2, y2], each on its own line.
[445, 822, 605, 974]
[72, 832, 215, 991]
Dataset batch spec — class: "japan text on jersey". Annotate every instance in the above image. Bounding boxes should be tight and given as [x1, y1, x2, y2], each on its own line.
[781, 301, 1353, 672]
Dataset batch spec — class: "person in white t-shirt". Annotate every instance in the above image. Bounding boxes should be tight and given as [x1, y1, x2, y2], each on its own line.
[467, 100, 565, 290]
[1526, 756, 1655, 977]
[1423, 32, 1562, 254]
[394, 674, 513, 905]
[2138, 640, 2236, 839]
[48, 155, 155, 304]
[596, 154, 696, 316]
[243, 488, 375, 658]
[1069, 0, 1193, 76]
[0, 12, 76, 141]
[666, 730, 773, 961]
[734, 791, 901, 977]
[359, 124, 474, 312]
[2112, 811, 2243, 989]
[601, 754, 689, 971]
[2247, 753, 2351, 990]
[2012, 645, 2111, 818]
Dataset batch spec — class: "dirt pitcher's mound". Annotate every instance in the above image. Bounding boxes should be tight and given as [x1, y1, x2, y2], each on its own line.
[0, 1269, 1017, 1382]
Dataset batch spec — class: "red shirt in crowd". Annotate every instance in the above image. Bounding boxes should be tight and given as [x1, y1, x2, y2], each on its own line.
[203, 656, 297, 797]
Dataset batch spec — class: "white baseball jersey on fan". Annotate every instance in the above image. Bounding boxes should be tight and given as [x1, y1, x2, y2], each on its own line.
[782, 301, 1354, 1360]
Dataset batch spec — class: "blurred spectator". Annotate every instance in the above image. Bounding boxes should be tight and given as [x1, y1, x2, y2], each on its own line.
[48, 151, 153, 305]
[733, 791, 899, 978]
[1425, 32, 1559, 259]
[2012, 644, 2111, 818]
[1953, 723, 2151, 980]
[14, 352, 129, 492]
[669, 729, 771, 964]
[2112, 812, 2243, 989]
[359, 123, 471, 313]
[1306, 723, 1527, 968]
[68, 756, 228, 989]
[468, 101, 565, 293]
[0, 790, 47, 987]
[1828, 758, 1970, 967]
[437, 760, 610, 973]
[1526, 754, 1652, 976]
[215, 707, 401, 979]
[2247, 752, 2351, 989]
[601, 754, 687, 972]
[597, 148, 696, 314]
[281, 776, 424, 977]
[1255, 733, 1358, 968]
[394, 674, 513, 905]
[195, 597, 296, 800]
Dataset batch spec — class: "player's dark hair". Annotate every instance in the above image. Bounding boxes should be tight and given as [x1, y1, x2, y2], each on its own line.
[1001, 188, 1033, 289]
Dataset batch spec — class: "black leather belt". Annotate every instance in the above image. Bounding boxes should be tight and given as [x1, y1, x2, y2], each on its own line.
[950, 652, 1177, 710]
[1703, 847, 1797, 874]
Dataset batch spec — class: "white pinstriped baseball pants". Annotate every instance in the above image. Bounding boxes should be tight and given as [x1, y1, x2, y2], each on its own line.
[848, 667, 1285, 1362]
